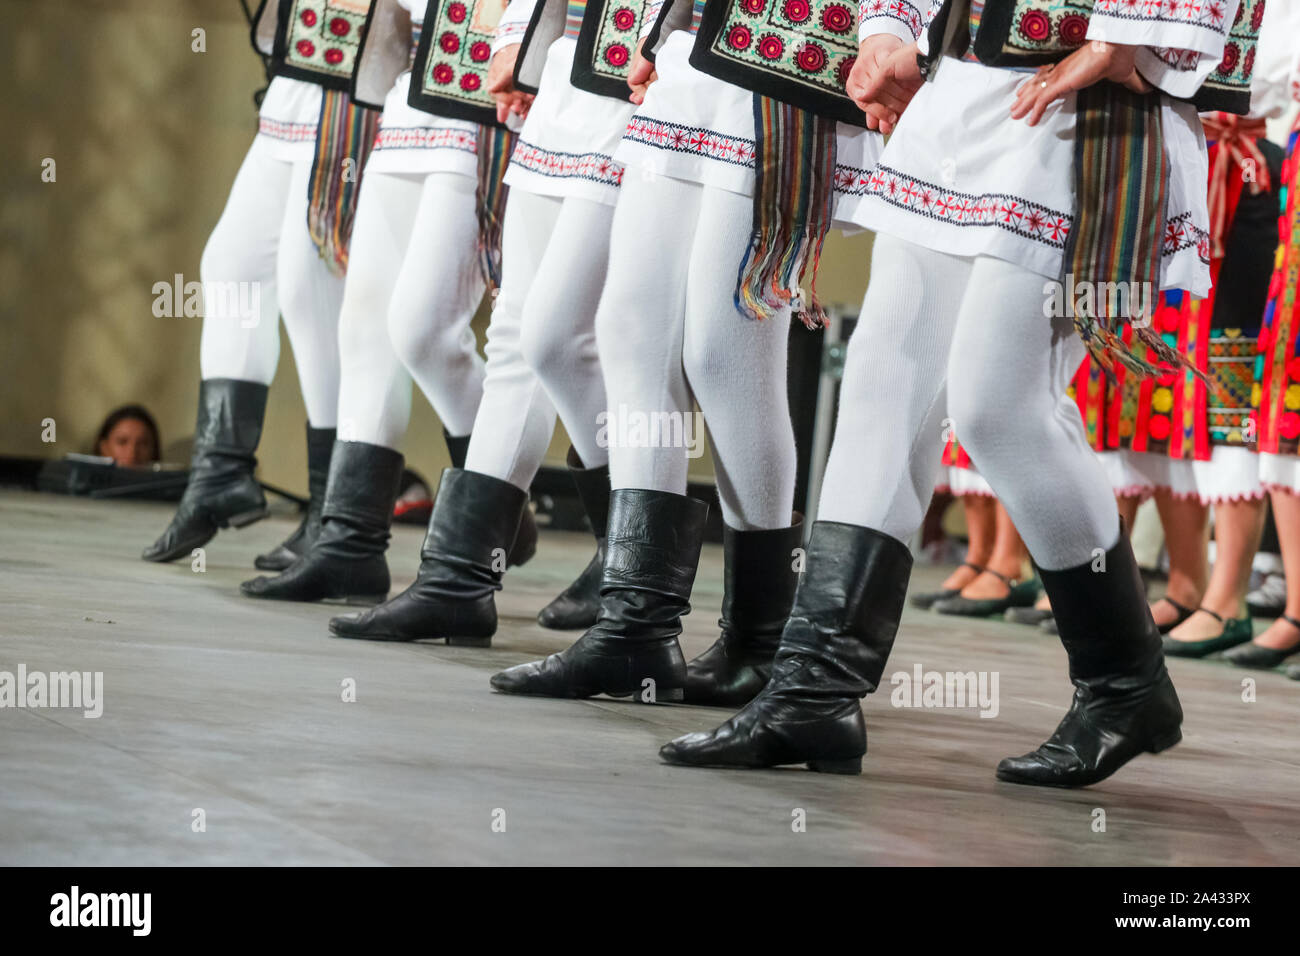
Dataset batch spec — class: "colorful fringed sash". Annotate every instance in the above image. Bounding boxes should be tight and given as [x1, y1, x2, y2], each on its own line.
[735, 95, 836, 329]
[1062, 83, 1189, 381]
[475, 126, 517, 291]
[308, 89, 381, 275]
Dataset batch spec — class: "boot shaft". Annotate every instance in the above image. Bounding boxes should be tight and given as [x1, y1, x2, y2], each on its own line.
[776, 521, 913, 697]
[304, 424, 336, 506]
[191, 379, 268, 465]
[721, 516, 803, 640]
[567, 447, 611, 540]
[1034, 527, 1163, 683]
[420, 468, 529, 567]
[320, 441, 405, 538]
[601, 489, 709, 604]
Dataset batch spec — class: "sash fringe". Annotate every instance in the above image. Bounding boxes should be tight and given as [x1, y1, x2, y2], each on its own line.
[308, 89, 381, 276]
[474, 125, 517, 292]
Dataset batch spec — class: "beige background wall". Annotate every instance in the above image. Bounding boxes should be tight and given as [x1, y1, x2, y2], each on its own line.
[0, 0, 874, 498]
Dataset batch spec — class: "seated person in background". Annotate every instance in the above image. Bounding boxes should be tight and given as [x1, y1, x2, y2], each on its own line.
[94, 405, 160, 467]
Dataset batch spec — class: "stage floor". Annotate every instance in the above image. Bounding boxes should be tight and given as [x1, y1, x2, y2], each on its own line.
[2, 489, 1297, 865]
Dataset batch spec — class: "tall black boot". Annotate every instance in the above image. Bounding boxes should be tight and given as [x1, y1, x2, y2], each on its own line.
[491, 489, 709, 701]
[536, 448, 610, 630]
[239, 441, 404, 604]
[445, 427, 537, 569]
[659, 522, 911, 773]
[328, 468, 529, 644]
[996, 529, 1183, 788]
[142, 379, 269, 562]
[684, 516, 803, 707]
[254, 423, 335, 571]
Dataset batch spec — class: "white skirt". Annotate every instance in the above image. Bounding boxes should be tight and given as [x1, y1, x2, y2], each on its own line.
[614, 31, 884, 227]
[1100, 447, 1263, 504]
[1260, 453, 1300, 495]
[366, 71, 480, 178]
[848, 57, 1212, 296]
[935, 465, 995, 497]
[256, 76, 322, 163]
[503, 37, 637, 206]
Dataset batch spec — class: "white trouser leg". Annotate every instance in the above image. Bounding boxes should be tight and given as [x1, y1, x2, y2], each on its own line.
[274, 158, 345, 428]
[517, 193, 614, 469]
[386, 172, 487, 438]
[682, 184, 796, 530]
[945, 256, 1116, 569]
[597, 170, 796, 529]
[334, 172, 419, 449]
[816, 235, 972, 541]
[462, 191, 559, 489]
[199, 139, 287, 385]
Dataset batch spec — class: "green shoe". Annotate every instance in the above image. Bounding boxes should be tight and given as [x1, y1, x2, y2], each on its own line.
[1223, 615, 1300, 669]
[910, 562, 981, 610]
[1160, 608, 1253, 658]
[933, 571, 1040, 618]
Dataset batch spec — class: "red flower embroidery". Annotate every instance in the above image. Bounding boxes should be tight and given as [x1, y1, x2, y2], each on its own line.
[461, 73, 481, 92]
[301, 10, 317, 27]
[727, 25, 752, 49]
[324, 48, 344, 65]
[448, 2, 467, 23]
[606, 44, 630, 67]
[433, 63, 455, 84]
[783, 0, 811, 22]
[1282, 412, 1300, 440]
[742, 0, 766, 12]
[1147, 415, 1171, 440]
[1058, 14, 1089, 46]
[837, 55, 856, 87]
[440, 32, 460, 53]
[329, 17, 350, 37]
[613, 7, 637, 30]
[758, 35, 784, 60]
[470, 41, 491, 62]
[1018, 10, 1051, 41]
[820, 3, 853, 33]
[797, 42, 828, 73]
[1218, 43, 1239, 75]
[296, 39, 316, 58]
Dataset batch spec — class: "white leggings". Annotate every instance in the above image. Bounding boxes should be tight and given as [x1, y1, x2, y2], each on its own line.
[463, 190, 613, 488]
[199, 137, 342, 427]
[334, 170, 486, 449]
[816, 234, 1118, 570]
[594, 168, 796, 531]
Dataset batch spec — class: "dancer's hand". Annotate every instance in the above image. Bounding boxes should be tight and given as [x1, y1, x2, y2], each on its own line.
[1011, 41, 1152, 126]
[849, 37, 924, 134]
[488, 45, 534, 124]
[628, 38, 658, 104]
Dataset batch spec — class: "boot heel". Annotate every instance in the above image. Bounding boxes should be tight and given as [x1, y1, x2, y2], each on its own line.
[226, 507, 269, 529]
[1148, 726, 1182, 754]
[807, 756, 863, 775]
[446, 635, 492, 648]
[655, 686, 684, 703]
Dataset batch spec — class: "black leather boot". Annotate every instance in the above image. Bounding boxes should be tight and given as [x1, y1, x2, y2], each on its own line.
[254, 423, 335, 571]
[536, 448, 610, 630]
[441, 429, 536, 569]
[240, 441, 404, 604]
[443, 429, 471, 470]
[143, 379, 269, 562]
[683, 516, 803, 707]
[659, 522, 910, 773]
[491, 489, 708, 701]
[996, 529, 1183, 788]
[329, 468, 528, 644]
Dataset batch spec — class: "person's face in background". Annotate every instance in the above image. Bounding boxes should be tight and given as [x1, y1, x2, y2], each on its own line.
[97, 418, 156, 467]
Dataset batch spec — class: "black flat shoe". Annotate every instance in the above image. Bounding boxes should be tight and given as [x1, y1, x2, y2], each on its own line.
[932, 570, 1039, 617]
[1223, 615, 1300, 669]
[1006, 606, 1054, 626]
[254, 423, 334, 571]
[1152, 596, 1196, 635]
[910, 562, 981, 609]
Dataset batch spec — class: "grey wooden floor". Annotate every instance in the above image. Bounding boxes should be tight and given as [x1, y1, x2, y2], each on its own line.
[1, 490, 1296, 865]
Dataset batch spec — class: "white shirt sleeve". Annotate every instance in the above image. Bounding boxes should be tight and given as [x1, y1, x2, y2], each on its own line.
[492, 0, 538, 56]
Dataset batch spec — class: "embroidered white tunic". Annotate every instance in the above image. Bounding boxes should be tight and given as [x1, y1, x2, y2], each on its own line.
[497, 0, 643, 205]
[257, 76, 324, 162]
[614, 0, 886, 227]
[366, 0, 484, 176]
[850, 0, 1242, 297]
